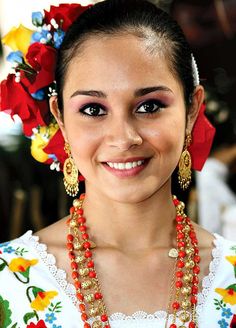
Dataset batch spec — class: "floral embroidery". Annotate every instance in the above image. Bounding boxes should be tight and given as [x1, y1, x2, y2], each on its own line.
[9, 258, 38, 273]
[7, 257, 38, 283]
[0, 240, 63, 327]
[226, 257, 236, 266]
[222, 308, 233, 318]
[0, 255, 38, 284]
[226, 256, 236, 277]
[45, 313, 56, 324]
[0, 295, 12, 328]
[30, 290, 58, 311]
[215, 246, 236, 327]
[218, 318, 228, 328]
[230, 314, 236, 327]
[215, 287, 236, 305]
[230, 314, 236, 328]
[3, 246, 15, 254]
[26, 320, 47, 328]
[0, 242, 29, 257]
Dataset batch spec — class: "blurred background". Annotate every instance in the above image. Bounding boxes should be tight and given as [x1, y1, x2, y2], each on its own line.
[0, 0, 236, 242]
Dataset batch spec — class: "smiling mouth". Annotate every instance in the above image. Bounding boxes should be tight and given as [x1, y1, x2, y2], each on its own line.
[106, 159, 145, 170]
[102, 158, 150, 171]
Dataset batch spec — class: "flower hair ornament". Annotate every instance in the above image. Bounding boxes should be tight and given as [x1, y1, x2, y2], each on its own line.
[0, 3, 91, 174]
[0, 2, 215, 194]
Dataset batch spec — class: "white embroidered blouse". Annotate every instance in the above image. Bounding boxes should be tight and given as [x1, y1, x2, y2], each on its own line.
[0, 231, 236, 328]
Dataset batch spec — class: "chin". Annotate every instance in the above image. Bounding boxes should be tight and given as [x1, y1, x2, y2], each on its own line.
[100, 180, 166, 204]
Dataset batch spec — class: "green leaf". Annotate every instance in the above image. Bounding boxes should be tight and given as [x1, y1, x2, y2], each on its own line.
[216, 307, 220, 310]
[226, 284, 236, 292]
[10, 323, 18, 328]
[0, 262, 7, 271]
[19, 267, 30, 279]
[32, 287, 44, 298]
[23, 312, 36, 324]
[0, 295, 12, 328]
[230, 245, 236, 252]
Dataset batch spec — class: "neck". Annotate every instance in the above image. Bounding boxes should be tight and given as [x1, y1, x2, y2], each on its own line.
[82, 182, 176, 252]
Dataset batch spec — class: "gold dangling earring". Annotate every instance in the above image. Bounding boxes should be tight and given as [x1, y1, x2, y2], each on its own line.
[63, 142, 79, 197]
[178, 133, 192, 190]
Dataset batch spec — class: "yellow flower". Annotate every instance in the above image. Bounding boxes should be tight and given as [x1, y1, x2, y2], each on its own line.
[31, 291, 58, 311]
[226, 256, 236, 267]
[9, 257, 38, 273]
[31, 124, 59, 163]
[2, 24, 34, 55]
[215, 287, 236, 305]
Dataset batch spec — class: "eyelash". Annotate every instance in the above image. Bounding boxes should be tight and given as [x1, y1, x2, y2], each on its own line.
[79, 99, 167, 117]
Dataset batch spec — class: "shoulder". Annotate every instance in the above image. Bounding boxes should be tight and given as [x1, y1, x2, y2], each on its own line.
[0, 231, 80, 327]
[34, 217, 67, 248]
[197, 232, 236, 327]
[0, 231, 37, 262]
[194, 223, 236, 277]
[0, 231, 42, 287]
[190, 224, 236, 326]
[213, 233, 236, 275]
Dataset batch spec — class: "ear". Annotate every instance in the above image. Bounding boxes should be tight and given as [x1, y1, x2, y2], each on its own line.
[186, 85, 205, 134]
[49, 96, 67, 141]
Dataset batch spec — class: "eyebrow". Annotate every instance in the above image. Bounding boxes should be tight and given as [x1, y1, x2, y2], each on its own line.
[70, 86, 173, 99]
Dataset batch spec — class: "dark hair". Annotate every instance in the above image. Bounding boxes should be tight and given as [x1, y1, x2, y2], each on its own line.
[55, 0, 195, 112]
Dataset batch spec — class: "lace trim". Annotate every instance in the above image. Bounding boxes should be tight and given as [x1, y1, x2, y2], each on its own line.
[20, 230, 224, 322]
[196, 233, 223, 324]
[21, 231, 78, 305]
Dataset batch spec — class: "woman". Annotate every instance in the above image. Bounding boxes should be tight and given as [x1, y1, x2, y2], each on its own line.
[0, 1, 236, 327]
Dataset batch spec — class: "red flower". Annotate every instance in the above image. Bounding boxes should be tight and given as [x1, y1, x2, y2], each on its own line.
[44, 4, 91, 31]
[43, 128, 66, 167]
[230, 314, 236, 328]
[189, 103, 215, 171]
[27, 320, 47, 328]
[0, 74, 49, 136]
[26, 42, 57, 94]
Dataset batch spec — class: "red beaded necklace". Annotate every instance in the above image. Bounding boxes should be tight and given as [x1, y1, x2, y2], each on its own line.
[66, 194, 200, 328]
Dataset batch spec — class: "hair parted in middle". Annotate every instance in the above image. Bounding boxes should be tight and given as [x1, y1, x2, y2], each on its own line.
[55, 0, 195, 113]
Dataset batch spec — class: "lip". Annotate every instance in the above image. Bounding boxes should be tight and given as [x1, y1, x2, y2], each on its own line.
[102, 157, 148, 163]
[101, 157, 151, 178]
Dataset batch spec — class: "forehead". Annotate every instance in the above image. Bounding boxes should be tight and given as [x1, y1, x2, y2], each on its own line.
[64, 34, 183, 96]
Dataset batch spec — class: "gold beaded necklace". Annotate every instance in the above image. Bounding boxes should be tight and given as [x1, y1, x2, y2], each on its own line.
[66, 194, 200, 328]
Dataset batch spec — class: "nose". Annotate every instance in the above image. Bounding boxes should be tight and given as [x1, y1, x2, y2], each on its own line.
[105, 117, 143, 151]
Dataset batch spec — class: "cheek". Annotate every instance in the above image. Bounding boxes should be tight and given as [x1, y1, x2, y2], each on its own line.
[140, 115, 185, 155]
[65, 122, 103, 166]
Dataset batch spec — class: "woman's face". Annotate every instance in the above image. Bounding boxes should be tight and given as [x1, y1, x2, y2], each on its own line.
[54, 34, 196, 203]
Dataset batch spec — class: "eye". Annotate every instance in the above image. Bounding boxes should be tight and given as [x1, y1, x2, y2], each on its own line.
[136, 100, 165, 114]
[80, 103, 106, 116]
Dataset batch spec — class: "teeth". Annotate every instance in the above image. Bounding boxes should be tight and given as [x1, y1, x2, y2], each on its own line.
[125, 162, 133, 169]
[106, 160, 145, 170]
